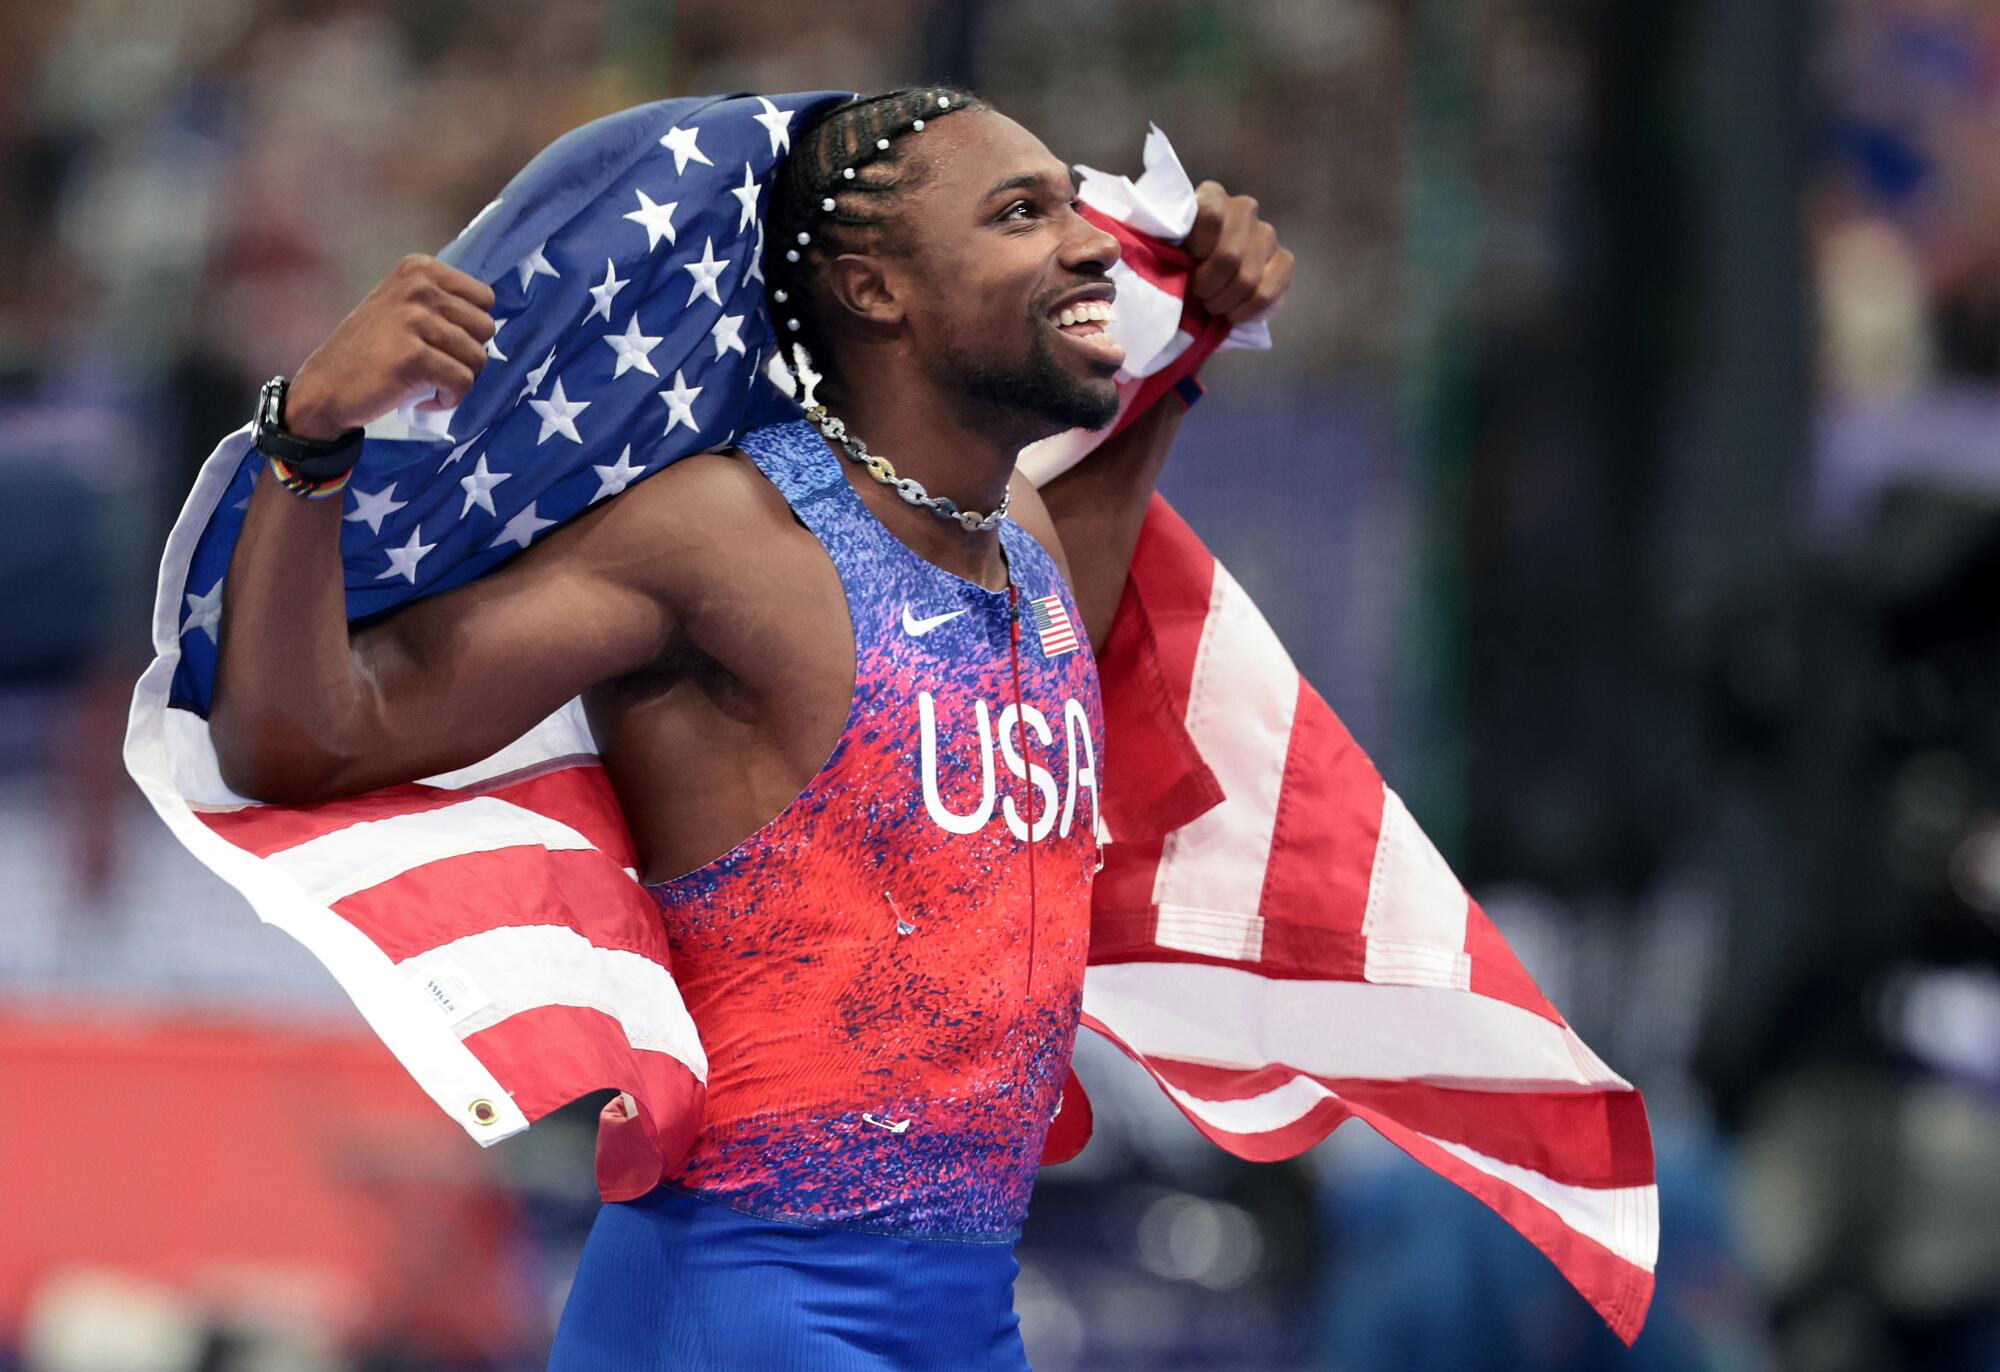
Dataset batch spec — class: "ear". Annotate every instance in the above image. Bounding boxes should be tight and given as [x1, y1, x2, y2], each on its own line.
[824, 253, 906, 329]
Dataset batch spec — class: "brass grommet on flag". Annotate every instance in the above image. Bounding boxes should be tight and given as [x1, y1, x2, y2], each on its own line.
[469, 1098, 500, 1126]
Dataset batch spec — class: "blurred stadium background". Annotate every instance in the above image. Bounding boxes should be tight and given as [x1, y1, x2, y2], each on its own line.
[2, 1, 1998, 1368]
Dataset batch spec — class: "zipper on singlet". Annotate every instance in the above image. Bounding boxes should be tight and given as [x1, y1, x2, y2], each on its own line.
[1008, 582, 1038, 1000]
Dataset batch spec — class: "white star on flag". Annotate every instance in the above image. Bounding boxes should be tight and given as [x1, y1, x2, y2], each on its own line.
[590, 445, 648, 503]
[440, 429, 485, 471]
[489, 500, 558, 551]
[519, 348, 556, 402]
[485, 317, 509, 362]
[659, 370, 702, 436]
[683, 237, 730, 306]
[182, 579, 224, 642]
[659, 125, 713, 175]
[586, 259, 630, 324]
[710, 313, 746, 359]
[730, 162, 761, 234]
[458, 454, 513, 517]
[344, 484, 408, 535]
[753, 96, 793, 155]
[623, 190, 679, 250]
[528, 377, 591, 445]
[376, 525, 437, 583]
[746, 218, 766, 286]
[515, 241, 559, 293]
[459, 196, 502, 239]
[603, 312, 663, 379]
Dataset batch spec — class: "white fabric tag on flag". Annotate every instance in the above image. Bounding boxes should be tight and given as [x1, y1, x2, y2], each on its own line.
[413, 961, 495, 1028]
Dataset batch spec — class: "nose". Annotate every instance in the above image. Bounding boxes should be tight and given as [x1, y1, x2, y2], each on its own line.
[1059, 206, 1121, 275]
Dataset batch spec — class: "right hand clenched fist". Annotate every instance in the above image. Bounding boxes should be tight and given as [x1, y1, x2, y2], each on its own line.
[284, 254, 498, 441]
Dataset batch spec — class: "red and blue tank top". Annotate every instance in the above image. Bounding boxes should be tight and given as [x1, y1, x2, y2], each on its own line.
[647, 418, 1104, 1241]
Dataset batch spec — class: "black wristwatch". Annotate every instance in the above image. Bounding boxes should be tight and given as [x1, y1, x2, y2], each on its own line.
[252, 375, 365, 480]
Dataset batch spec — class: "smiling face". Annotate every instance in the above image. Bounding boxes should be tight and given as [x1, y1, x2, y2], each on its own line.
[867, 110, 1126, 436]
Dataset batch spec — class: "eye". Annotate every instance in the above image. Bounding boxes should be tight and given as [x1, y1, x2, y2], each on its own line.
[1000, 199, 1035, 221]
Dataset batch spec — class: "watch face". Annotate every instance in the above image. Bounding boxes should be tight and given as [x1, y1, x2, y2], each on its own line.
[254, 377, 287, 445]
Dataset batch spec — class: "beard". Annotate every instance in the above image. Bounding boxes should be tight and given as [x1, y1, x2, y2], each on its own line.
[941, 316, 1121, 437]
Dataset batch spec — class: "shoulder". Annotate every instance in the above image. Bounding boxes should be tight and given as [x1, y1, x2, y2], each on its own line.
[629, 447, 796, 536]
[607, 446, 791, 526]
[526, 447, 802, 597]
[1006, 468, 1074, 588]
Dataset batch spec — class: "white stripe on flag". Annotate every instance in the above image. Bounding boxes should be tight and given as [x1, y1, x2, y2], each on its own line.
[399, 925, 709, 1075]
[1149, 563, 1298, 961]
[1423, 1134, 1660, 1271]
[1104, 259, 1191, 380]
[267, 796, 596, 904]
[1363, 786, 1473, 990]
[417, 699, 599, 790]
[1083, 960, 1630, 1089]
[163, 707, 254, 807]
[1158, 1069, 1334, 1133]
[165, 701, 602, 811]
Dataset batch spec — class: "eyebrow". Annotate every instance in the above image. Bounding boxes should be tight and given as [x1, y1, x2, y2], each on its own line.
[982, 169, 1078, 202]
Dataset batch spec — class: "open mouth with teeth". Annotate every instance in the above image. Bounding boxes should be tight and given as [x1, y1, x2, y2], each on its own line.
[1048, 297, 1126, 368]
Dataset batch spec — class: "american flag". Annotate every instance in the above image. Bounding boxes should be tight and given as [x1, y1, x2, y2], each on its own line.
[1025, 593, 1080, 657]
[126, 99, 1656, 1343]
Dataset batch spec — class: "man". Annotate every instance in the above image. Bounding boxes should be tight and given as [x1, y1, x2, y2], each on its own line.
[208, 87, 1291, 1369]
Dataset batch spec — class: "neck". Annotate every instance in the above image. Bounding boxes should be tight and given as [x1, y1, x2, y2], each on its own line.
[812, 367, 1049, 588]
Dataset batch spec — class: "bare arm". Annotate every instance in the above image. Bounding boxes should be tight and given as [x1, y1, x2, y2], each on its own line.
[209, 254, 677, 802]
[1038, 181, 1295, 646]
[1034, 398, 1184, 647]
[214, 481, 680, 801]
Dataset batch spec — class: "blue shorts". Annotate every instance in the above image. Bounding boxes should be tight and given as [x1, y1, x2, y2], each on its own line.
[547, 1184, 1031, 1371]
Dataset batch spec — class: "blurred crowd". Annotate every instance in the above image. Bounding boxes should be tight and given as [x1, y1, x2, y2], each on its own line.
[0, 1, 1997, 1370]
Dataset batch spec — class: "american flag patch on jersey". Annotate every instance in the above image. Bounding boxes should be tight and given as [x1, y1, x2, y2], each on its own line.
[1026, 594, 1079, 656]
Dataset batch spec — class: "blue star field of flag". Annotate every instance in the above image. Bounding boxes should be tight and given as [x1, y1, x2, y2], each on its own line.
[169, 90, 852, 716]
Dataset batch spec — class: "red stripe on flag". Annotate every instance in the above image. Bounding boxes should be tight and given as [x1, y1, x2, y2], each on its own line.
[1096, 497, 1225, 844]
[1089, 840, 1170, 958]
[1362, 1111, 1654, 1346]
[199, 782, 456, 856]
[462, 1003, 703, 1159]
[1079, 205, 1197, 293]
[1465, 899, 1563, 1023]
[1253, 680, 1378, 982]
[332, 847, 670, 965]
[493, 766, 643, 871]
[1096, 603, 1219, 843]
[1126, 496, 1216, 722]
[1334, 1078, 1656, 1190]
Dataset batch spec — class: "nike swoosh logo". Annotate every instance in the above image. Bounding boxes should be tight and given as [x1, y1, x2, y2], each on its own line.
[901, 606, 969, 637]
[862, 1113, 912, 1134]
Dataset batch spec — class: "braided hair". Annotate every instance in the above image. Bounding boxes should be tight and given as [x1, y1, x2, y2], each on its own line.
[765, 85, 986, 386]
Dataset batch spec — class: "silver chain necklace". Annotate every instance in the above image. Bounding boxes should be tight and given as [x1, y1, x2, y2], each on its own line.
[805, 403, 1011, 533]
